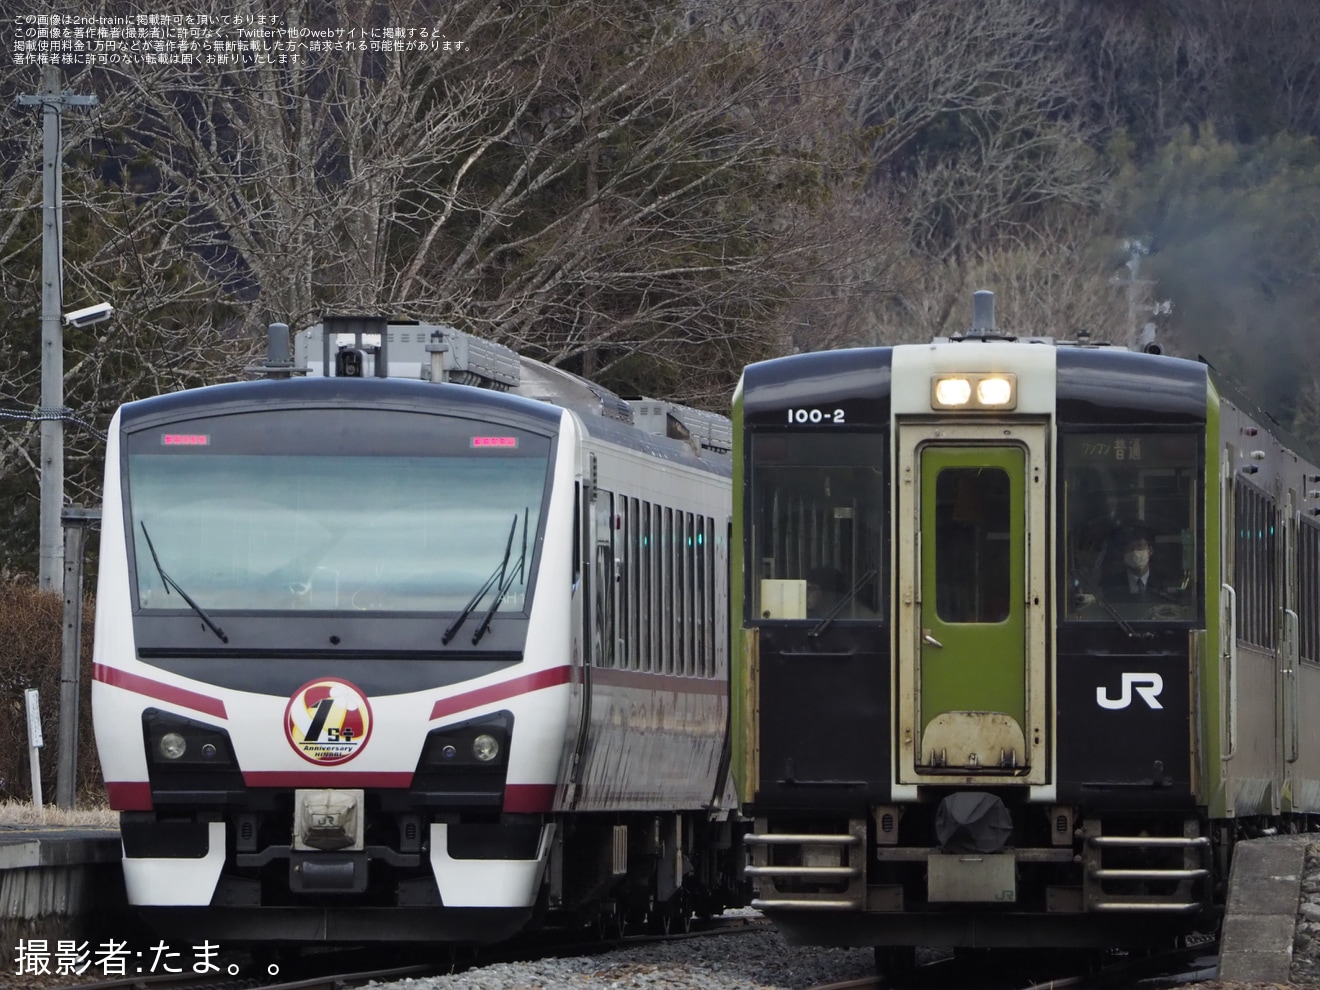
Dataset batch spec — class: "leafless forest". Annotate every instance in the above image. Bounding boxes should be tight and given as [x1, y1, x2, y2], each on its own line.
[2, 0, 1318, 576]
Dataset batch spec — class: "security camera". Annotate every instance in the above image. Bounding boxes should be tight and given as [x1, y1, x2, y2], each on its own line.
[63, 302, 113, 328]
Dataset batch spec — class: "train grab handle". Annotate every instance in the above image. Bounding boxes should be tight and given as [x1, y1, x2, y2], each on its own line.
[1285, 608, 1300, 765]
[1221, 584, 1237, 763]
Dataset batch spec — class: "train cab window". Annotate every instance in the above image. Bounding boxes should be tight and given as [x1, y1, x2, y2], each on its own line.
[1062, 432, 1202, 622]
[125, 411, 553, 614]
[748, 433, 885, 622]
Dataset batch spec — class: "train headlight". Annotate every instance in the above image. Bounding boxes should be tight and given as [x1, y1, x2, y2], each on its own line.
[933, 377, 972, 407]
[159, 732, 188, 760]
[976, 376, 1014, 406]
[932, 373, 1017, 411]
[472, 733, 500, 762]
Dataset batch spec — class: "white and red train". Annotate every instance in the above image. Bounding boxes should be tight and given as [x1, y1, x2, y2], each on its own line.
[91, 317, 742, 942]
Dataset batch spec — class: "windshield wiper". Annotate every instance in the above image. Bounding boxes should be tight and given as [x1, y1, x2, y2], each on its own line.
[472, 507, 529, 646]
[1072, 571, 1152, 640]
[138, 521, 228, 643]
[442, 515, 518, 645]
[808, 569, 878, 639]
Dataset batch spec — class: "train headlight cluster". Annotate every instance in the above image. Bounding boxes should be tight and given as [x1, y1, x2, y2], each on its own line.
[143, 709, 239, 769]
[417, 712, 513, 771]
[931, 373, 1017, 411]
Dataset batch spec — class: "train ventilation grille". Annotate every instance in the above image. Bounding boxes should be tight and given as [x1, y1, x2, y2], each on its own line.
[236, 814, 258, 852]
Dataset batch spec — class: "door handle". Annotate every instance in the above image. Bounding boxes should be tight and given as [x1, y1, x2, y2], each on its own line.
[923, 630, 943, 648]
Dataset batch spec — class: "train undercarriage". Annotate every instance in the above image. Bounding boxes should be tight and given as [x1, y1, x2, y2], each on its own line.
[128, 802, 748, 944]
[748, 796, 1224, 950]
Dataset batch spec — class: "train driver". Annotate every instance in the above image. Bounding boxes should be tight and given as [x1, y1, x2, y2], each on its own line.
[1103, 524, 1162, 603]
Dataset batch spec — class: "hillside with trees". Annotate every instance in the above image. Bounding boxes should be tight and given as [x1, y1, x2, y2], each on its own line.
[1, 0, 1318, 575]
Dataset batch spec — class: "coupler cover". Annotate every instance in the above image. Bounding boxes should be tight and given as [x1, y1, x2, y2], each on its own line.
[294, 788, 364, 851]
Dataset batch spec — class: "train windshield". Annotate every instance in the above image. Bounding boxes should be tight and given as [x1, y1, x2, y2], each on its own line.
[125, 410, 553, 614]
[1062, 431, 1202, 621]
[747, 432, 886, 621]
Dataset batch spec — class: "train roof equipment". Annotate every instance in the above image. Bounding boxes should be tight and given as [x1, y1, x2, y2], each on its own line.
[277, 314, 727, 455]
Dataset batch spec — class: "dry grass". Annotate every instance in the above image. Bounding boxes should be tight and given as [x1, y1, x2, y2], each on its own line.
[0, 800, 117, 828]
[1, 582, 102, 805]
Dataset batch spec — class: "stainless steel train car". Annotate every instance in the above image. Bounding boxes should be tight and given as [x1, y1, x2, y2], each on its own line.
[731, 291, 1320, 966]
[91, 317, 742, 943]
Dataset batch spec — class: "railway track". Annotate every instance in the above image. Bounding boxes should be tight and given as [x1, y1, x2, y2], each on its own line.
[36, 919, 1213, 990]
[803, 935, 1221, 990]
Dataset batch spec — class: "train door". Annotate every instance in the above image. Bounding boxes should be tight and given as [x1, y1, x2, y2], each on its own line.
[895, 424, 1049, 786]
[564, 466, 611, 809]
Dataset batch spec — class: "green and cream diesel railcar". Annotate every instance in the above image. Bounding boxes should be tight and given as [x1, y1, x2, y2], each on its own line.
[732, 291, 1320, 960]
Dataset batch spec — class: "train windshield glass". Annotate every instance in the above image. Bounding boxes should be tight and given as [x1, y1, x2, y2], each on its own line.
[126, 412, 552, 614]
[1062, 432, 1201, 621]
[747, 432, 885, 622]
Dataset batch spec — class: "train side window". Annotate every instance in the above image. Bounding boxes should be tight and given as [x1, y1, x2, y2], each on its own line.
[633, 498, 644, 670]
[664, 507, 674, 673]
[697, 514, 708, 677]
[573, 483, 581, 585]
[707, 516, 717, 676]
[696, 514, 705, 674]
[650, 503, 661, 670]
[674, 507, 683, 673]
[1301, 518, 1320, 664]
[1235, 480, 1276, 649]
[747, 432, 886, 623]
[1062, 432, 1202, 622]
[668, 507, 678, 675]
[593, 492, 616, 668]
[640, 501, 652, 671]
[685, 511, 696, 676]
[675, 508, 685, 675]
[619, 496, 631, 670]
[676, 508, 687, 675]
[676, 509, 687, 676]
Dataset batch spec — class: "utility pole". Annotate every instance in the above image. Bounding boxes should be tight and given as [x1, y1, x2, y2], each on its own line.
[57, 505, 99, 809]
[18, 67, 98, 590]
[1112, 238, 1172, 353]
[1119, 238, 1150, 349]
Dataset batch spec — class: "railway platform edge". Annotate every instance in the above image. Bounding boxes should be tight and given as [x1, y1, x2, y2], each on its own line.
[0, 825, 125, 950]
[1217, 835, 1309, 984]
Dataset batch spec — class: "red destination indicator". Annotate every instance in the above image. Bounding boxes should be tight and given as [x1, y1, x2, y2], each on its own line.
[161, 433, 210, 446]
[471, 436, 518, 448]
